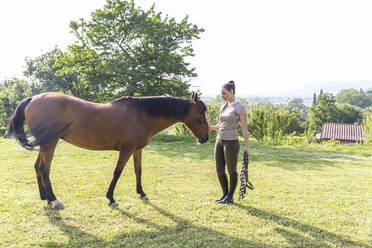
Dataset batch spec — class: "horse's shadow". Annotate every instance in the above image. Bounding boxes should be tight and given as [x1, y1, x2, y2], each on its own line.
[40, 202, 274, 248]
[39, 202, 370, 248]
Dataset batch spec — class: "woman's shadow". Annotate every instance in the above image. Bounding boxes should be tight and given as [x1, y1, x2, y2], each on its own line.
[233, 203, 371, 248]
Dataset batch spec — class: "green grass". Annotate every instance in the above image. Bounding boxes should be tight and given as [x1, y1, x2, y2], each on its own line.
[0, 135, 371, 248]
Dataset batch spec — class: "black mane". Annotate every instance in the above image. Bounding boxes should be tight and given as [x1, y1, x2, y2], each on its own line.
[113, 96, 192, 118]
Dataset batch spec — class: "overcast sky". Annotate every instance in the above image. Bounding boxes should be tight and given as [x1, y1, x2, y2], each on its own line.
[1, 0, 372, 97]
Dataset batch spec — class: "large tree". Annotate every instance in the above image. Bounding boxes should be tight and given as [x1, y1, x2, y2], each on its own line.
[288, 98, 306, 113]
[56, 0, 203, 100]
[24, 47, 83, 98]
[335, 89, 372, 108]
[308, 93, 339, 133]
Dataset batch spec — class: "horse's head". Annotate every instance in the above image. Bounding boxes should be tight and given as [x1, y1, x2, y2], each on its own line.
[184, 92, 209, 144]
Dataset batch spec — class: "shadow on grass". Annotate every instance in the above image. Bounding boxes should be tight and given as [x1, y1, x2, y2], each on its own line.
[41, 203, 278, 248]
[234, 203, 371, 248]
[149, 135, 369, 171]
[40, 202, 371, 248]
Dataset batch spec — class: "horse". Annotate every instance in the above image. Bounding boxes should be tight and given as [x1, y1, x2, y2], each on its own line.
[7, 92, 209, 209]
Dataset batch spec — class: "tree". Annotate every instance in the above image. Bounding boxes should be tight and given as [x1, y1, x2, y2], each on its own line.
[312, 92, 317, 105]
[56, 0, 204, 100]
[247, 103, 306, 140]
[337, 104, 363, 124]
[0, 78, 41, 135]
[363, 107, 372, 143]
[335, 89, 372, 108]
[24, 47, 83, 98]
[308, 93, 339, 133]
[288, 98, 306, 113]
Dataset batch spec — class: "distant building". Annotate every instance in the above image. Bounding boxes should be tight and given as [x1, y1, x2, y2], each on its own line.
[366, 87, 372, 94]
[318, 123, 364, 144]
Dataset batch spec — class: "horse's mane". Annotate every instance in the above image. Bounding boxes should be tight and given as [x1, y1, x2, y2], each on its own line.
[112, 96, 192, 118]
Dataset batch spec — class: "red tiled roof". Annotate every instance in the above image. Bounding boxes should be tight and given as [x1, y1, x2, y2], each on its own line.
[320, 123, 364, 142]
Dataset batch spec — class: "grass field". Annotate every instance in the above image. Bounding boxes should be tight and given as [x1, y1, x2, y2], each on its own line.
[0, 135, 371, 248]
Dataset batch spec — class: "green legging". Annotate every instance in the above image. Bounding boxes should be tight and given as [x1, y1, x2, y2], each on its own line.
[214, 139, 240, 198]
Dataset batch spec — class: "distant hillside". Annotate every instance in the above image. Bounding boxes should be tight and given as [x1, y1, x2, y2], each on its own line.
[201, 80, 372, 107]
[280, 80, 372, 97]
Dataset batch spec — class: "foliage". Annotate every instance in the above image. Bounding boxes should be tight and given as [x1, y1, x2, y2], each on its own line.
[312, 92, 317, 105]
[288, 98, 306, 113]
[173, 102, 220, 137]
[363, 111, 372, 143]
[0, 78, 41, 136]
[247, 103, 306, 141]
[172, 123, 193, 136]
[55, 0, 204, 101]
[335, 88, 372, 108]
[336, 103, 363, 124]
[246, 103, 269, 140]
[24, 47, 83, 98]
[308, 93, 339, 133]
[309, 93, 365, 134]
[205, 103, 220, 138]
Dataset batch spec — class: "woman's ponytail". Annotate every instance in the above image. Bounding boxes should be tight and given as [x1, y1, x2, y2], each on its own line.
[223, 80, 235, 94]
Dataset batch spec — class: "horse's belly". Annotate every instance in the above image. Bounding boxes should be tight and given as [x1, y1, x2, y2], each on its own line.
[61, 132, 120, 151]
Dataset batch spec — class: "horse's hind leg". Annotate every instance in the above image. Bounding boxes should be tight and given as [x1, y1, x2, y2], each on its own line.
[34, 154, 46, 200]
[133, 149, 147, 200]
[39, 140, 64, 209]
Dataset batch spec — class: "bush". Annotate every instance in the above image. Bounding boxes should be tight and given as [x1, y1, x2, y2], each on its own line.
[277, 133, 307, 145]
[172, 123, 193, 136]
[0, 78, 41, 136]
[363, 111, 372, 143]
[172, 102, 220, 137]
[247, 103, 306, 141]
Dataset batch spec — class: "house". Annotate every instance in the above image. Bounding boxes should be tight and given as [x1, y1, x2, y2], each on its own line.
[318, 123, 364, 144]
[366, 87, 372, 94]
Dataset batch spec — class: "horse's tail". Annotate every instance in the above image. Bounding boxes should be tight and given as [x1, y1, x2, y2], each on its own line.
[6, 97, 36, 150]
[7, 97, 71, 151]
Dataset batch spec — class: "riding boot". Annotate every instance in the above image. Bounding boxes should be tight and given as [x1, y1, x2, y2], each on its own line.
[219, 172, 238, 204]
[215, 173, 228, 202]
[215, 187, 228, 202]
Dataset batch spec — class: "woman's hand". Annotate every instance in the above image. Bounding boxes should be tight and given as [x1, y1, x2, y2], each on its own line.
[208, 121, 213, 130]
[208, 122, 220, 131]
[244, 144, 250, 154]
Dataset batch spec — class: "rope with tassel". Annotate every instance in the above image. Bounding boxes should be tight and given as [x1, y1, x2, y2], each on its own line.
[238, 151, 254, 200]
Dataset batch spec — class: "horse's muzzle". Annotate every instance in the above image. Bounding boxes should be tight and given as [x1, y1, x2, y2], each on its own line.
[198, 134, 209, 144]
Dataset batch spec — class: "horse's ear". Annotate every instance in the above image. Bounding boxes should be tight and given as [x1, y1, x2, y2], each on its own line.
[193, 92, 199, 102]
[191, 92, 195, 100]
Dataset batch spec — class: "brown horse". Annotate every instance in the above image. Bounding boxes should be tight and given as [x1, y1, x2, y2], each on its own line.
[7, 92, 208, 208]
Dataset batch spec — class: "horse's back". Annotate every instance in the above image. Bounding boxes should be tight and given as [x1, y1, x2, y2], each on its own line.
[25, 92, 95, 124]
[25, 92, 146, 150]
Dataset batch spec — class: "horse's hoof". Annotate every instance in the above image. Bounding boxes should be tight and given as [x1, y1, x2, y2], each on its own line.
[140, 195, 149, 200]
[109, 202, 119, 207]
[47, 199, 65, 209]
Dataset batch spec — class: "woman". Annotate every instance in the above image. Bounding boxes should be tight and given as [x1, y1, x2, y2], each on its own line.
[209, 80, 250, 204]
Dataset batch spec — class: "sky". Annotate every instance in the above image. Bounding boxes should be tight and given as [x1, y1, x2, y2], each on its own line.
[1, 0, 372, 97]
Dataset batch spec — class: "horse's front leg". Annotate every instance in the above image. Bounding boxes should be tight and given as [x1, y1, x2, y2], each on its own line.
[106, 147, 134, 207]
[133, 149, 148, 200]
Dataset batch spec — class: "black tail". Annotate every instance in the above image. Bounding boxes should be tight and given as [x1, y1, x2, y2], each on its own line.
[7, 98, 35, 150]
[7, 97, 70, 151]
